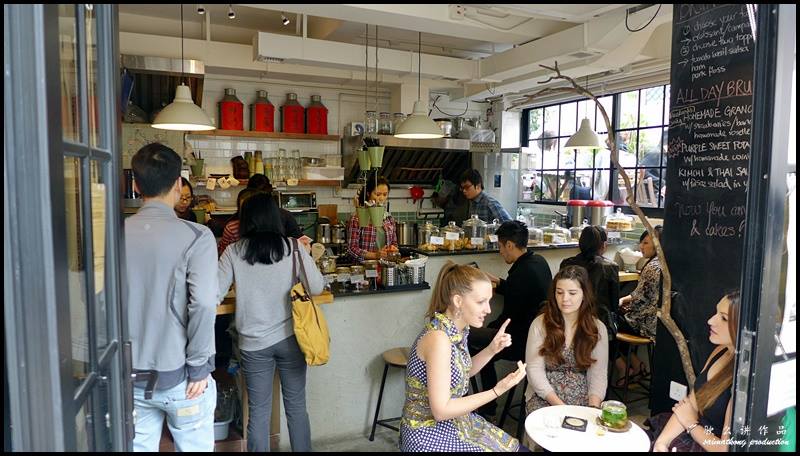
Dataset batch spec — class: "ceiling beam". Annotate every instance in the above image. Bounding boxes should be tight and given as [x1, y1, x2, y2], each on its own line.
[239, 3, 571, 45]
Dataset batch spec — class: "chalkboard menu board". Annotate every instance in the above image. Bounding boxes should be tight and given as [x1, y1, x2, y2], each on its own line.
[654, 4, 755, 413]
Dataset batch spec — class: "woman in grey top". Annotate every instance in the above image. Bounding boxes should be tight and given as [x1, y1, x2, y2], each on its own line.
[218, 192, 324, 452]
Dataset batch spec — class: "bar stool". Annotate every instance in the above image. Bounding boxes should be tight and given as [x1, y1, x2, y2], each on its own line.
[497, 377, 528, 441]
[611, 332, 654, 404]
[369, 347, 409, 441]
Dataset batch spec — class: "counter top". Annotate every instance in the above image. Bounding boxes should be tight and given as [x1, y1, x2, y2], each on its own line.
[217, 290, 334, 315]
[332, 282, 430, 298]
[408, 243, 580, 257]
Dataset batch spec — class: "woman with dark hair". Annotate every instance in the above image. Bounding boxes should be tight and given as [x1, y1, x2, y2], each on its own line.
[174, 177, 197, 222]
[560, 225, 619, 337]
[246, 173, 303, 241]
[217, 192, 324, 452]
[347, 172, 398, 261]
[217, 187, 261, 257]
[614, 225, 664, 381]
[399, 261, 526, 452]
[650, 291, 740, 452]
[524, 265, 609, 427]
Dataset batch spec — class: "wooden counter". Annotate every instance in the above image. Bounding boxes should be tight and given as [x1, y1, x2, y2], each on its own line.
[619, 271, 641, 283]
[217, 290, 334, 315]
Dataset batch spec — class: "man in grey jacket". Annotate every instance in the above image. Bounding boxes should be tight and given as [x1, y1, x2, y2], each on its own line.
[125, 143, 218, 452]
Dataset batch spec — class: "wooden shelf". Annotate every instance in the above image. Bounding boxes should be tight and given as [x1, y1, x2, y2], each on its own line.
[188, 130, 340, 141]
[297, 179, 341, 187]
[193, 179, 341, 188]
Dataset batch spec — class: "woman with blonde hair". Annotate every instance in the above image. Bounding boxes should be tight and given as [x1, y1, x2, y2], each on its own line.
[399, 261, 527, 452]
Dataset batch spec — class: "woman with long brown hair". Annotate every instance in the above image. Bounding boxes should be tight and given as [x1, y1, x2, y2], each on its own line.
[399, 261, 527, 452]
[651, 291, 740, 452]
[524, 265, 609, 416]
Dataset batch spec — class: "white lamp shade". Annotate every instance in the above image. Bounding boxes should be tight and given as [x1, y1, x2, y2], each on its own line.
[394, 100, 444, 139]
[151, 84, 215, 131]
[564, 118, 602, 149]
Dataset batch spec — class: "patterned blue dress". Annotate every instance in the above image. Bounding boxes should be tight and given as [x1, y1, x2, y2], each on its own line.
[399, 312, 519, 452]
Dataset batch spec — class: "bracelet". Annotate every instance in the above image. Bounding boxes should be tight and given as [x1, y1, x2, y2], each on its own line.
[492, 387, 499, 398]
[685, 422, 699, 434]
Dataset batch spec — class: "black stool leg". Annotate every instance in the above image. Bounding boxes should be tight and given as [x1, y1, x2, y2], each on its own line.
[470, 376, 479, 395]
[515, 380, 527, 440]
[498, 384, 516, 428]
[623, 343, 633, 403]
[369, 363, 390, 441]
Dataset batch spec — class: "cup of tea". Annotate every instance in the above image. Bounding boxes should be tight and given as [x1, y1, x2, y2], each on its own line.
[600, 400, 628, 429]
[192, 208, 206, 224]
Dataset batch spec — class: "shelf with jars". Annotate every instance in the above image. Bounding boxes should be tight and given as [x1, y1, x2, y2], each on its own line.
[187, 130, 340, 141]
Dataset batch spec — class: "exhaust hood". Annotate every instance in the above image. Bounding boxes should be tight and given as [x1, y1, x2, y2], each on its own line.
[342, 135, 471, 187]
[121, 54, 205, 120]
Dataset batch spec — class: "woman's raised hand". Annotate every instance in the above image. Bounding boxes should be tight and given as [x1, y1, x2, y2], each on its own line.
[490, 319, 512, 355]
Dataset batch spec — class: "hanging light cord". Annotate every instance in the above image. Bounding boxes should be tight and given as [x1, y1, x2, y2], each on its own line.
[365, 24, 368, 115]
[625, 4, 662, 32]
[180, 4, 185, 84]
[375, 25, 378, 113]
[417, 32, 421, 101]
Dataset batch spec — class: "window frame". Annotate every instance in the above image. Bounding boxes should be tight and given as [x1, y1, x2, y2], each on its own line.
[520, 84, 670, 218]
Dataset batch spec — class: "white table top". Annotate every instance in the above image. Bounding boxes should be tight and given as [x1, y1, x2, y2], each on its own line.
[524, 405, 651, 452]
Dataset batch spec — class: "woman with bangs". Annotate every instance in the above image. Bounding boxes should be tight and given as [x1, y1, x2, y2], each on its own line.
[524, 265, 609, 418]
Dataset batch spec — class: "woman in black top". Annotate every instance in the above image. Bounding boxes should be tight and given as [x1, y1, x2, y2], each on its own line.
[560, 225, 619, 337]
[649, 291, 740, 452]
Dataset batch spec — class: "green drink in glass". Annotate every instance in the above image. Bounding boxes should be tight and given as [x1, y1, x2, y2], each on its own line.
[600, 400, 628, 429]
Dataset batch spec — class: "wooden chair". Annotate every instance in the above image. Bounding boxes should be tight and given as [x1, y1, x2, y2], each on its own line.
[369, 347, 409, 441]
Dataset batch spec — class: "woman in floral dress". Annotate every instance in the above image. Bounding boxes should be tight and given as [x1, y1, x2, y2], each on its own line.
[400, 262, 527, 452]
[524, 265, 609, 440]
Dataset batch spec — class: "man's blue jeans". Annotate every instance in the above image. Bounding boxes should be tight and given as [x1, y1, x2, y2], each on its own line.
[132, 375, 217, 452]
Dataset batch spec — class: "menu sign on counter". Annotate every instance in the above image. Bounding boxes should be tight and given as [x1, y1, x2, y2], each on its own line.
[653, 3, 755, 415]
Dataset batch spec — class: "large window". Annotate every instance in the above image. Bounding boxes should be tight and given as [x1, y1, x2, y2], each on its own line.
[521, 84, 670, 210]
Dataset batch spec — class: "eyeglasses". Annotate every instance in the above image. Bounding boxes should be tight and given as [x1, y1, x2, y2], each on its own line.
[460, 183, 474, 192]
[179, 195, 193, 202]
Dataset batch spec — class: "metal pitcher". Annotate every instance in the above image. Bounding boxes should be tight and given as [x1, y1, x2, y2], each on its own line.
[316, 223, 332, 244]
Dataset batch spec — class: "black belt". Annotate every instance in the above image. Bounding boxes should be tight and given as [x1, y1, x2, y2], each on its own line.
[132, 370, 159, 400]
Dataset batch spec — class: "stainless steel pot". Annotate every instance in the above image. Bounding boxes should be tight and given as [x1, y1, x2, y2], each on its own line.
[451, 117, 465, 137]
[331, 223, 346, 244]
[433, 119, 453, 137]
[396, 221, 417, 246]
[316, 223, 332, 244]
[587, 200, 614, 226]
[566, 200, 589, 228]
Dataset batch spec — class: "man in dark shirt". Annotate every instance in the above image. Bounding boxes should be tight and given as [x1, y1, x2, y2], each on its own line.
[468, 220, 553, 417]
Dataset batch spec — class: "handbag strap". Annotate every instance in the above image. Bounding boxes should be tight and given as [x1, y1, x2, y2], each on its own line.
[290, 238, 310, 292]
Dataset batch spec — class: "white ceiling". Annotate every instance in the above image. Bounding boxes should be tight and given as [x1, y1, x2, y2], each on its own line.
[118, 4, 627, 59]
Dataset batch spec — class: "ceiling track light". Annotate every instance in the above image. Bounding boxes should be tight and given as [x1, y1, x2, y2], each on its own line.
[227, 4, 235, 20]
[281, 13, 290, 26]
[196, 4, 205, 15]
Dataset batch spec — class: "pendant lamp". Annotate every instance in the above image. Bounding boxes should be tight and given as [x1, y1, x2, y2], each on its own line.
[564, 118, 602, 149]
[152, 5, 214, 131]
[394, 32, 443, 139]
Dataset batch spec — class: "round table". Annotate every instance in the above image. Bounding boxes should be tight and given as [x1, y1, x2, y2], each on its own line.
[524, 405, 651, 452]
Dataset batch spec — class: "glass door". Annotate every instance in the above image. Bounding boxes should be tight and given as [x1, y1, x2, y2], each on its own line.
[58, 4, 129, 451]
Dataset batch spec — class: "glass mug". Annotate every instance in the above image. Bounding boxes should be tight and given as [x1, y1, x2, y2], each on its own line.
[600, 400, 628, 429]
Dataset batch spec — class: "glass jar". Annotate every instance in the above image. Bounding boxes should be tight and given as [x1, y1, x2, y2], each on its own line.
[378, 112, 392, 135]
[542, 220, 570, 245]
[363, 260, 379, 290]
[333, 266, 351, 294]
[442, 221, 465, 252]
[417, 221, 441, 252]
[570, 218, 591, 241]
[484, 218, 500, 250]
[392, 113, 406, 133]
[364, 111, 378, 136]
[528, 226, 544, 246]
[276, 148, 287, 182]
[462, 214, 487, 250]
[350, 265, 366, 292]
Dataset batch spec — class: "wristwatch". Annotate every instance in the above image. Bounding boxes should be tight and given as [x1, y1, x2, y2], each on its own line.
[685, 422, 699, 434]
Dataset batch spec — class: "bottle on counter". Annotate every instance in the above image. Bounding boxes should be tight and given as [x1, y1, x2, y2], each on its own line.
[281, 93, 305, 133]
[250, 90, 275, 132]
[218, 88, 244, 130]
[306, 95, 328, 135]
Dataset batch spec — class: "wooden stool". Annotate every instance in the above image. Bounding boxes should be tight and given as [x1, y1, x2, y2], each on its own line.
[369, 347, 409, 441]
[611, 332, 654, 404]
[497, 377, 528, 441]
